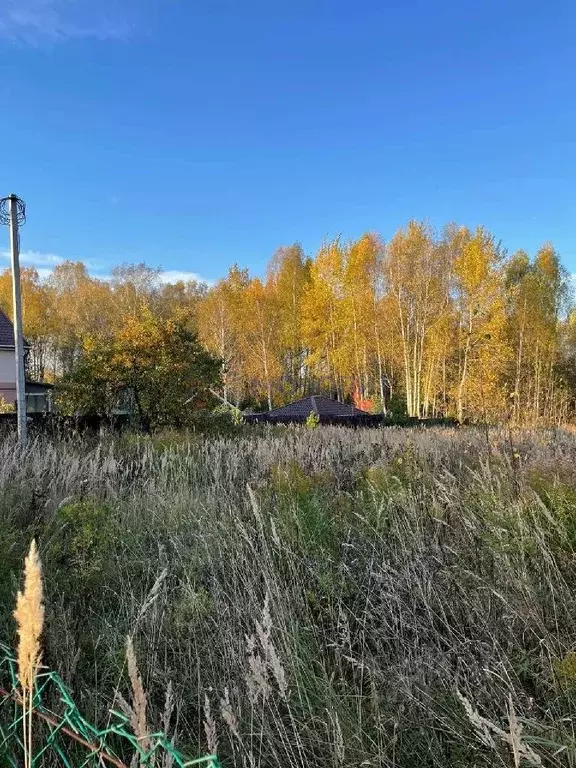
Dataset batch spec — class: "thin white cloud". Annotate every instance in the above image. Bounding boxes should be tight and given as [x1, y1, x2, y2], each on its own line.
[0, 251, 213, 286]
[0, 0, 129, 44]
[160, 270, 213, 286]
[0, 249, 64, 267]
[0, 250, 109, 279]
[35, 267, 55, 280]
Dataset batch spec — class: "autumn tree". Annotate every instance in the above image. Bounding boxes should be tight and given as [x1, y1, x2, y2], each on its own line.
[0, 219, 570, 425]
[530, 245, 570, 421]
[47, 261, 113, 376]
[383, 222, 450, 418]
[240, 278, 282, 409]
[58, 307, 220, 430]
[266, 244, 311, 399]
[340, 234, 380, 407]
[301, 239, 347, 399]
[196, 264, 250, 405]
[505, 245, 570, 422]
[557, 309, 576, 421]
[0, 267, 53, 381]
[452, 226, 507, 422]
[110, 263, 162, 319]
[505, 250, 533, 422]
[158, 279, 208, 325]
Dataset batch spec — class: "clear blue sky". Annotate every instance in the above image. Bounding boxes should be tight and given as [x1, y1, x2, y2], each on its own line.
[0, 0, 575, 283]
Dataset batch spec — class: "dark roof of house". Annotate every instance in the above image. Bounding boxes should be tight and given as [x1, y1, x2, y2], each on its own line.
[25, 381, 54, 394]
[0, 310, 15, 347]
[266, 395, 370, 420]
[0, 309, 29, 349]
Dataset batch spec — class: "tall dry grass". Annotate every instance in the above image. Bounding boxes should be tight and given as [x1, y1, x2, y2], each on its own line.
[13, 539, 44, 768]
[2, 425, 576, 766]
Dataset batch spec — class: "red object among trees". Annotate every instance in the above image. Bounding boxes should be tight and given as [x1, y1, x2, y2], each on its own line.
[352, 379, 374, 413]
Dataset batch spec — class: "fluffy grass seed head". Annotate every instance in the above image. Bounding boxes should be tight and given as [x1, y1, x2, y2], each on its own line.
[126, 635, 151, 752]
[14, 540, 45, 691]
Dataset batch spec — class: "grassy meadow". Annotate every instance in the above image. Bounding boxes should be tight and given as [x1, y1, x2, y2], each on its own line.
[2, 425, 576, 766]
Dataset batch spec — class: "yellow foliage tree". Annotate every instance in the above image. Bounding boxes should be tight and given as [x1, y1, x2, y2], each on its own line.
[5, 220, 567, 425]
[0, 267, 54, 381]
[453, 227, 508, 422]
[196, 265, 249, 405]
[384, 222, 450, 417]
[342, 233, 383, 406]
[266, 244, 310, 400]
[240, 278, 282, 409]
[301, 239, 347, 398]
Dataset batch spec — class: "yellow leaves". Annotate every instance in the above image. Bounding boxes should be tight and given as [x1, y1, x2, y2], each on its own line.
[196, 266, 285, 404]
[454, 228, 496, 295]
[63, 306, 221, 426]
[535, 242, 560, 281]
[1, 223, 564, 424]
[451, 228, 507, 420]
[0, 267, 54, 340]
[504, 243, 570, 422]
[301, 239, 348, 386]
[384, 222, 451, 417]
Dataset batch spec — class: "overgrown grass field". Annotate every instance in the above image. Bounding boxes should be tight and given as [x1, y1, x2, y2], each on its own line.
[2, 426, 576, 767]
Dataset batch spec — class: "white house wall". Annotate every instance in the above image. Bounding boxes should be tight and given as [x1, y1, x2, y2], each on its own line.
[0, 348, 16, 404]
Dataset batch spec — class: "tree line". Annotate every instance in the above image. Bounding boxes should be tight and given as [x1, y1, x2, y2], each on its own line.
[1, 220, 574, 424]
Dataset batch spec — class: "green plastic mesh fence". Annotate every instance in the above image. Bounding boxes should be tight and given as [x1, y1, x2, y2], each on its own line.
[0, 646, 221, 768]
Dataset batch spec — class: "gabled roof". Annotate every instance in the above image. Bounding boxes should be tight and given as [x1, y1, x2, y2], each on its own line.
[0, 309, 29, 349]
[266, 395, 369, 419]
[0, 310, 15, 348]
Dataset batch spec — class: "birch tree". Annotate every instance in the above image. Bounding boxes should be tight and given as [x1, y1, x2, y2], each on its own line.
[384, 222, 449, 417]
[453, 227, 506, 422]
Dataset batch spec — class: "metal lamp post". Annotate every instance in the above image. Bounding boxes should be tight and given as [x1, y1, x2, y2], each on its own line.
[0, 194, 27, 446]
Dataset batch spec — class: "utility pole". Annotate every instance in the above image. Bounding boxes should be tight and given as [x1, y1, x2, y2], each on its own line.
[0, 194, 27, 446]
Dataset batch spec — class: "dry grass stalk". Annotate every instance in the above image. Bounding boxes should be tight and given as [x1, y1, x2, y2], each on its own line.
[135, 568, 168, 626]
[203, 693, 218, 754]
[119, 648, 175, 768]
[161, 680, 174, 738]
[219, 686, 239, 740]
[115, 691, 134, 721]
[328, 710, 345, 768]
[7, 427, 576, 767]
[160, 681, 175, 768]
[245, 633, 270, 704]
[14, 539, 45, 768]
[457, 690, 542, 766]
[256, 595, 288, 700]
[126, 636, 151, 758]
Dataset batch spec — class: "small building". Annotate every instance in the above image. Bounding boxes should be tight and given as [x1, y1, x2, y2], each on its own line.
[244, 395, 382, 426]
[0, 309, 52, 413]
[25, 380, 54, 414]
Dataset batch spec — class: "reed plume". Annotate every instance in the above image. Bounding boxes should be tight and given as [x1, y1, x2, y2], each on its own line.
[13, 539, 45, 768]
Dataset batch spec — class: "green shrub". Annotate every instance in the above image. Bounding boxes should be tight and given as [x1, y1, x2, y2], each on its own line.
[46, 499, 118, 597]
[305, 410, 320, 429]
